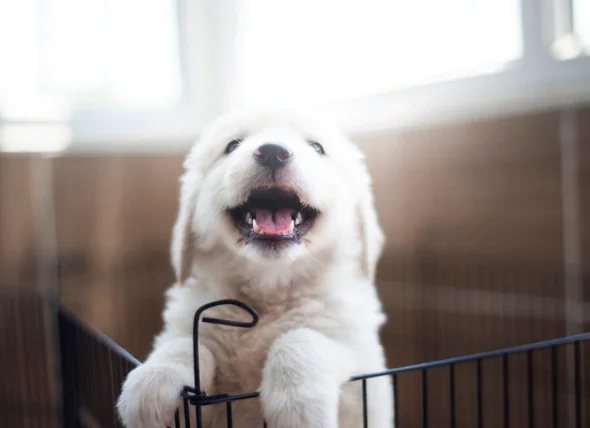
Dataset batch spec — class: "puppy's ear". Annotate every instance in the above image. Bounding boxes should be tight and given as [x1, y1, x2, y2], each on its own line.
[170, 162, 201, 284]
[356, 167, 385, 283]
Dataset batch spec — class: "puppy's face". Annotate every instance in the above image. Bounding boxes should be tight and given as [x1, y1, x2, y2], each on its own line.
[172, 110, 383, 282]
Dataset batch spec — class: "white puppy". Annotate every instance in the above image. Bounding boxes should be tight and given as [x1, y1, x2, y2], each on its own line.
[117, 110, 393, 428]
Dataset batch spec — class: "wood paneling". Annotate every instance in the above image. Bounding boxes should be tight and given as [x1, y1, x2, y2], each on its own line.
[0, 156, 38, 287]
[359, 112, 563, 269]
[2, 107, 590, 427]
[53, 155, 183, 275]
[578, 107, 590, 331]
[53, 155, 184, 358]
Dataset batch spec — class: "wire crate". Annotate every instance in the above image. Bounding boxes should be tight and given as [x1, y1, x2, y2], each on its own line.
[58, 299, 589, 428]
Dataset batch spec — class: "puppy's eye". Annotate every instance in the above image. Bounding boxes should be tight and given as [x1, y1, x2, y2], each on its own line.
[308, 140, 325, 155]
[225, 139, 242, 154]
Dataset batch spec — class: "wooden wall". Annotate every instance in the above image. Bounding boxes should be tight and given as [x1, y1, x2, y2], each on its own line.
[1, 108, 588, 357]
[370, 111, 563, 266]
[1, 107, 589, 426]
[580, 108, 590, 311]
[0, 157, 39, 287]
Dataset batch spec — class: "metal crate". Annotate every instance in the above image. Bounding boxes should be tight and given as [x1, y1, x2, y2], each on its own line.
[58, 299, 589, 428]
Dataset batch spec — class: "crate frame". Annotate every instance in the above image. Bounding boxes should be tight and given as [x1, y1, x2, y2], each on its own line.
[58, 299, 589, 428]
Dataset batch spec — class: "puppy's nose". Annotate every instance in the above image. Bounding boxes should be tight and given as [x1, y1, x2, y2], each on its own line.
[254, 143, 293, 169]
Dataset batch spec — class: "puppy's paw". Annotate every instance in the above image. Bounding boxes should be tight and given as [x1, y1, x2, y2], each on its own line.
[261, 328, 352, 428]
[261, 378, 340, 428]
[117, 362, 192, 428]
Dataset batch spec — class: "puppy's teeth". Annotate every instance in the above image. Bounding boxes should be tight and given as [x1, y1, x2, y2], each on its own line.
[245, 212, 253, 225]
[294, 212, 303, 226]
[288, 220, 294, 234]
[253, 219, 260, 234]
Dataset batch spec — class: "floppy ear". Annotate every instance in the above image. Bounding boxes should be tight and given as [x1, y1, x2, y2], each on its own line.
[170, 161, 201, 284]
[356, 167, 385, 283]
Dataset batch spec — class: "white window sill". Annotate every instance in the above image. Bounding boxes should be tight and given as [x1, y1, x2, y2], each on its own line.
[2, 56, 590, 154]
[327, 56, 590, 137]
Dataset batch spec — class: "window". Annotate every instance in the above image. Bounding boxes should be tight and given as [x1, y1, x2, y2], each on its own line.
[0, 0, 182, 114]
[233, 0, 523, 106]
[0, 0, 589, 149]
[574, 0, 590, 50]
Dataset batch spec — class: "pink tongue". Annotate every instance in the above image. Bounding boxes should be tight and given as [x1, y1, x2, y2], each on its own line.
[254, 208, 293, 235]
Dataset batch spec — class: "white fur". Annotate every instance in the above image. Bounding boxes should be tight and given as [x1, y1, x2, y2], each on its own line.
[117, 109, 392, 428]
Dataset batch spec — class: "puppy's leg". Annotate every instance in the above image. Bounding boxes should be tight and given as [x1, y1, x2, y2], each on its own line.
[260, 328, 355, 428]
[117, 337, 215, 428]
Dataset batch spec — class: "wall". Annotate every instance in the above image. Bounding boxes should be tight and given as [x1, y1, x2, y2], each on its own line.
[1, 108, 588, 356]
[580, 108, 590, 308]
[0, 157, 38, 287]
[1, 106, 589, 426]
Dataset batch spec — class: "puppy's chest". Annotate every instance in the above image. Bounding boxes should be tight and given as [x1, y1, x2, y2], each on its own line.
[203, 310, 306, 394]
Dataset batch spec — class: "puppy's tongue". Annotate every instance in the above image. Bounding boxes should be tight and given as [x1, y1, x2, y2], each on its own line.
[253, 208, 293, 235]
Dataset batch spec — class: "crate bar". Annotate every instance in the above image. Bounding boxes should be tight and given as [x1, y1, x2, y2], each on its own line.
[449, 364, 456, 428]
[422, 369, 428, 428]
[362, 378, 368, 428]
[503, 354, 510, 428]
[183, 398, 190, 428]
[59, 307, 141, 368]
[195, 391, 260, 406]
[477, 359, 483, 428]
[527, 350, 534, 428]
[226, 402, 233, 428]
[174, 410, 181, 428]
[551, 346, 558, 428]
[196, 403, 203, 428]
[392, 373, 399, 428]
[350, 333, 590, 381]
[574, 341, 581, 428]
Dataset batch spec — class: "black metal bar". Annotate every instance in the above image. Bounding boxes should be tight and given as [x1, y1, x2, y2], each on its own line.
[392, 373, 399, 428]
[191, 300, 258, 395]
[183, 397, 190, 428]
[59, 306, 140, 367]
[196, 402, 202, 428]
[503, 354, 510, 428]
[422, 369, 428, 428]
[528, 350, 534, 428]
[477, 359, 483, 428]
[226, 402, 233, 428]
[54, 298, 590, 428]
[450, 364, 456, 428]
[32, 297, 48, 421]
[350, 333, 590, 381]
[362, 378, 368, 428]
[175, 410, 181, 428]
[59, 311, 79, 428]
[190, 300, 258, 428]
[186, 391, 260, 406]
[574, 342, 582, 428]
[551, 346, 558, 428]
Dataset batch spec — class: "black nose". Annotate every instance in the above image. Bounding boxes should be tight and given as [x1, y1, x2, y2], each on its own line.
[254, 143, 293, 169]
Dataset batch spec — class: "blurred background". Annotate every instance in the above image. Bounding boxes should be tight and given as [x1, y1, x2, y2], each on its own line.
[1, 0, 589, 427]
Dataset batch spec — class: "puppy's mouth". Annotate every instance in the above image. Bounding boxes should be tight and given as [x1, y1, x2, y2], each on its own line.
[228, 187, 318, 243]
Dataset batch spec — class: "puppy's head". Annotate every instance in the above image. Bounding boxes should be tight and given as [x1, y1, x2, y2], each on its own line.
[171, 110, 383, 284]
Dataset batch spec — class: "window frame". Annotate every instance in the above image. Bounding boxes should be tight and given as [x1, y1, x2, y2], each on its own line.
[2, 0, 590, 153]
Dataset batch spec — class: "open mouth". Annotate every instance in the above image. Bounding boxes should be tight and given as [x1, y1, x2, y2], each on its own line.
[228, 187, 318, 243]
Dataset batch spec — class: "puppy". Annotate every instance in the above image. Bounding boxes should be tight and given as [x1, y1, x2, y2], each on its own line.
[117, 110, 393, 428]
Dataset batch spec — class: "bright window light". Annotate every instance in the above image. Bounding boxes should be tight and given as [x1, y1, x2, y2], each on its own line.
[574, 0, 590, 50]
[0, 0, 182, 113]
[234, 0, 522, 106]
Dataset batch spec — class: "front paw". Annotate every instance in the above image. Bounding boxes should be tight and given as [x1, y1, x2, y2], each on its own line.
[261, 329, 352, 428]
[117, 362, 192, 428]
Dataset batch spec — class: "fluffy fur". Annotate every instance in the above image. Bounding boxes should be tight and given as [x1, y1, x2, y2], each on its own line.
[117, 109, 393, 428]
